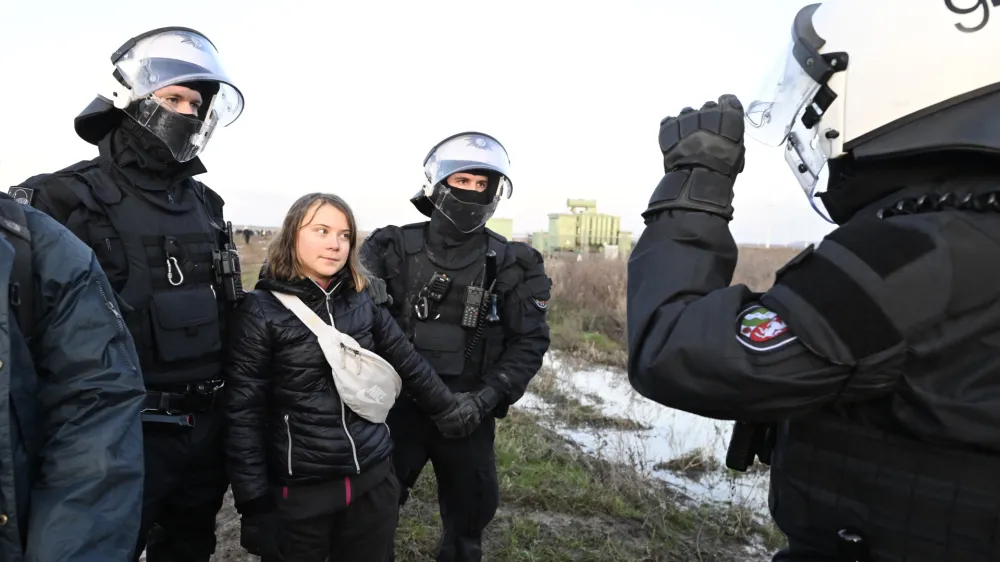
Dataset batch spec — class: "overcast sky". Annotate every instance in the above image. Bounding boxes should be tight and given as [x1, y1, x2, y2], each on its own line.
[0, 0, 834, 244]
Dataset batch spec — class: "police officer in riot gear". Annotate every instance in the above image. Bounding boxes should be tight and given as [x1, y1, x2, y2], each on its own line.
[627, 1, 1000, 560]
[361, 132, 552, 562]
[9, 27, 245, 562]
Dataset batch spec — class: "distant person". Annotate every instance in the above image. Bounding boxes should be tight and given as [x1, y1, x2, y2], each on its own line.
[9, 27, 246, 562]
[361, 132, 552, 562]
[0, 190, 146, 560]
[224, 192, 481, 562]
[627, 2, 1000, 560]
[243, 227, 252, 245]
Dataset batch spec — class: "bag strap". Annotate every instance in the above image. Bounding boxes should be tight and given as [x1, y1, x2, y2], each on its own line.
[270, 291, 396, 376]
[269, 290, 338, 340]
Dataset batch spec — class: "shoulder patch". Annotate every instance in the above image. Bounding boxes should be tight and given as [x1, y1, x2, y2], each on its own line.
[532, 297, 548, 310]
[735, 304, 797, 352]
[7, 187, 35, 205]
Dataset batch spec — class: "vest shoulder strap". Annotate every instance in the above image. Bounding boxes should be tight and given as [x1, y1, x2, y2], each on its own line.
[192, 180, 226, 223]
[764, 213, 949, 367]
[68, 164, 122, 207]
[402, 222, 426, 255]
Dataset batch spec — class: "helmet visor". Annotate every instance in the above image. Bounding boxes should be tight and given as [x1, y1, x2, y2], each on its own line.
[743, 41, 822, 147]
[426, 185, 501, 234]
[115, 29, 243, 126]
[125, 96, 218, 162]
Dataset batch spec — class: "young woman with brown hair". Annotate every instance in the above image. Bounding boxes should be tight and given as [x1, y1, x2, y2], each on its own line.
[223, 192, 480, 562]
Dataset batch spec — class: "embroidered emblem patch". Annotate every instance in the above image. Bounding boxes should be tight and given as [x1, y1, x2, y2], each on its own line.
[7, 187, 34, 206]
[735, 304, 797, 351]
[532, 298, 548, 310]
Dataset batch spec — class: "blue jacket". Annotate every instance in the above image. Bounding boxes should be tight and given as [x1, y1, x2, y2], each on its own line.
[0, 195, 145, 561]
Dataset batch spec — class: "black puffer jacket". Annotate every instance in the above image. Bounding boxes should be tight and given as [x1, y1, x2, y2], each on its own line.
[224, 270, 456, 509]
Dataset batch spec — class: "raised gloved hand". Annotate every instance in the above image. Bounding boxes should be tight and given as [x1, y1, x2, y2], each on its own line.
[431, 387, 499, 438]
[239, 511, 279, 558]
[643, 94, 747, 222]
[365, 276, 393, 306]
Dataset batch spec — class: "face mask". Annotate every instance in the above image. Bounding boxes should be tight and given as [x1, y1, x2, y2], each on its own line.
[125, 96, 218, 162]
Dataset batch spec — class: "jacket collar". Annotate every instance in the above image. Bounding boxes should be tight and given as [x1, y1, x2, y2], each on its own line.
[257, 269, 352, 308]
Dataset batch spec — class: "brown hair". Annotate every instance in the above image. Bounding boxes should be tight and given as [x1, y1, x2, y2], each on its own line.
[263, 192, 369, 291]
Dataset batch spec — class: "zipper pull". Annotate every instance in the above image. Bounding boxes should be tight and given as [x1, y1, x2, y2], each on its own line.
[105, 301, 121, 319]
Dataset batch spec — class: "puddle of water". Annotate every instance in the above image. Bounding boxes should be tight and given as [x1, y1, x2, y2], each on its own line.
[515, 352, 772, 519]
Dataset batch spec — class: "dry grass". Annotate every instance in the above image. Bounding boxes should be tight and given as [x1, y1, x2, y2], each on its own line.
[654, 448, 721, 478]
[544, 245, 803, 368]
[732, 246, 803, 291]
[235, 234, 273, 289]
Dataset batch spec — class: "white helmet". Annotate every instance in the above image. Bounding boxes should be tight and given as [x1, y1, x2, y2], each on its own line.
[744, 1, 1000, 221]
[75, 27, 244, 163]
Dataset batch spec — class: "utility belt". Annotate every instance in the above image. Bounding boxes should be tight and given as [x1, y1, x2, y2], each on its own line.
[141, 379, 224, 428]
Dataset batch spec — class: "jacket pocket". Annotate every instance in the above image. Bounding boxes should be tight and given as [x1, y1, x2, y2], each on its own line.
[412, 322, 467, 376]
[149, 285, 221, 363]
[87, 223, 129, 286]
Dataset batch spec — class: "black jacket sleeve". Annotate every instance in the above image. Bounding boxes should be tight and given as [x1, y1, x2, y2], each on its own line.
[24, 210, 146, 562]
[626, 210, 865, 423]
[14, 174, 84, 228]
[223, 294, 274, 512]
[369, 300, 456, 416]
[484, 244, 552, 406]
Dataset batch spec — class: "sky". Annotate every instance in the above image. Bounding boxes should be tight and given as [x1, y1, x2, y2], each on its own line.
[0, 0, 836, 245]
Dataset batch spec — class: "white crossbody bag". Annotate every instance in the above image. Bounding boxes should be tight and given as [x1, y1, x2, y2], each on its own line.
[270, 291, 402, 424]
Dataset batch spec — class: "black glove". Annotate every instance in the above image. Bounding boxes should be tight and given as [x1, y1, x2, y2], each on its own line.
[365, 276, 393, 306]
[643, 94, 747, 222]
[473, 384, 501, 414]
[431, 388, 498, 439]
[239, 511, 279, 558]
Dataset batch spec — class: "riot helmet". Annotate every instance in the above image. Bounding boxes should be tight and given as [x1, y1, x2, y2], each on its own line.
[743, 0, 1000, 222]
[410, 131, 512, 233]
[74, 27, 244, 162]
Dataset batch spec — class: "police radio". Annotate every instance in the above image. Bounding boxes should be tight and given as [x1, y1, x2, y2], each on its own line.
[461, 286, 487, 329]
[415, 272, 451, 320]
[213, 221, 245, 303]
[427, 272, 451, 302]
[462, 251, 499, 358]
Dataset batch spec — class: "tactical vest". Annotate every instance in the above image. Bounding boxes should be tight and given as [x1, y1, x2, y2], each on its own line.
[387, 223, 511, 388]
[761, 187, 1000, 561]
[48, 162, 227, 388]
[770, 414, 1000, 561]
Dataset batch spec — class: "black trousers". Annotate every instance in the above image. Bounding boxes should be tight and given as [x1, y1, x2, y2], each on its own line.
[263, 470, 401, 562]
[133, 409, 229, 562]
[388, 399, 499, 562]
